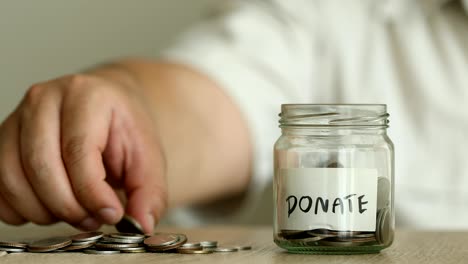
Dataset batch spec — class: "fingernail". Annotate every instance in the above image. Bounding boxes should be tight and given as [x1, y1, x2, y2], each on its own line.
[98, 208, 118, 224]
[147, 214, 155, 228]
[78, 217, 100, 231]
[147, 214, 155, 233]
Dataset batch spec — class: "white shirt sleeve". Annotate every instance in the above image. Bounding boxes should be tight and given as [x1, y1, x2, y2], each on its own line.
[160, 0, 319, 225]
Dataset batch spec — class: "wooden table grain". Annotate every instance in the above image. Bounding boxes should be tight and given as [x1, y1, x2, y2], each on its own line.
[0, 224, 467, 264]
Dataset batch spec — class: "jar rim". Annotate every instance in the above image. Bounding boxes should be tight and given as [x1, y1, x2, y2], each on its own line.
[279, 104, 389, 128]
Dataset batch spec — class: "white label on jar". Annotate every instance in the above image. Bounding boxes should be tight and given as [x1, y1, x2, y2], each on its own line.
[278, 168, 378, 231]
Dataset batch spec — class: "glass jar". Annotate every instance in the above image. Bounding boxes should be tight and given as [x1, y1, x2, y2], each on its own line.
[273, 104, 394, 254]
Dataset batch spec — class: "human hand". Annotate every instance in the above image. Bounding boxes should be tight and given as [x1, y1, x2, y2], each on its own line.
[0, 73, 167, 233]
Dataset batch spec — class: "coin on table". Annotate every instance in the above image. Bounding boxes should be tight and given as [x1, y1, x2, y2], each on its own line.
[235, 245, 252, 251]
[178, 249, 213, 254]
[115, 215, 144, 235]
[214, 247, 238, 253]
[83, 249, 120, 255]
[109, 233, 145, 240]
[145, 234, 187, 252]
[120, 247, 147, 253]
[62, 241, 96, 251]
[144, 233, 180, 247]
[95, 242, 140, 250]
[0, 247, 26, 253]
[70, 232, 103, 242]
[0, 241, 28, 249]
[28, 236, 72, 253]
[377, 177, 390, 210]
[100, 235, 144, 244]
[200, 241, 218, 248]
[179, 242, 203, 250]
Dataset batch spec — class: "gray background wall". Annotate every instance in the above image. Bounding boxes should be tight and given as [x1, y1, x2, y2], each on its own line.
[0, 0, 218, 120]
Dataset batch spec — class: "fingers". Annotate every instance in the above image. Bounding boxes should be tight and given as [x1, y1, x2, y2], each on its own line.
[119, 135, 167, 234]
[0, 193, 26, 225]
[125, 184, 167, 234]
[60, 78, 123, 225]
[18, 85, 96, 228]
[0, 74, 169, 231]
[0, 113, 57, 225]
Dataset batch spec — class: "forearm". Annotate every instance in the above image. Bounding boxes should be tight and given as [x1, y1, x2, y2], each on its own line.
[92, 59, 252, 208]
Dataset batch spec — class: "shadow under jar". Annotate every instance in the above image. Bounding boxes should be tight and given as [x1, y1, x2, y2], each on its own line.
[273, 104, 394, 254]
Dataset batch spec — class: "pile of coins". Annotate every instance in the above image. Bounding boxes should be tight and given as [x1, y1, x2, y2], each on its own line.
[279, 176, 392, 247]
[279, 229, 377, 247]
[0, 215, 252, 255]
[0, 232, 250, 255]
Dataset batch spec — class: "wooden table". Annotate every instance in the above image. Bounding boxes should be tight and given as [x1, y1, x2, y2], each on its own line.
[0, 224, 467, 263]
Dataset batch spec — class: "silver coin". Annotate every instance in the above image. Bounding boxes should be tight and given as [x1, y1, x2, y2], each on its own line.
[377, 177, 390, 210]
[179, 242, 202, 249]
[351, 233, 376, 238]
[62, 240, 96, 251]
[178, 249, 213, 254]
[200, 241, 218, 248]
[307, 231, 337, 238]
[289, 235, 324, 243]
[0, 241, 28, 249]
[146, 234, 187, 252]
[109, 233, 145, 240]
[28, 236, 72, 252]
[83, 249, 120, 255]
[0, 247, 26, 253]
[235, 245, 252, 250]
[376, 208, 385, 244]
[70, 232, 103, 242]
[214, 247, 238, 253]
[144, 233, 179, 247]
[95, 242, 140, 249]
[100, 236, 144, 244]
[379, 207, 392, 245]
[120, 247, 146, 253]
[115, 215, 144, 235]
[71, 240, 97, 246]
[335, 231, 361, 237]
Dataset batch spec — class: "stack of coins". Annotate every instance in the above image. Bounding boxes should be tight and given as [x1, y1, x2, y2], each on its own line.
[279, 229, 377, 247]
[376, 177, 392, 245]
[278, 176, 392, 247]
[0, 215, 252, 255]
[0, 240, 28, 253]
